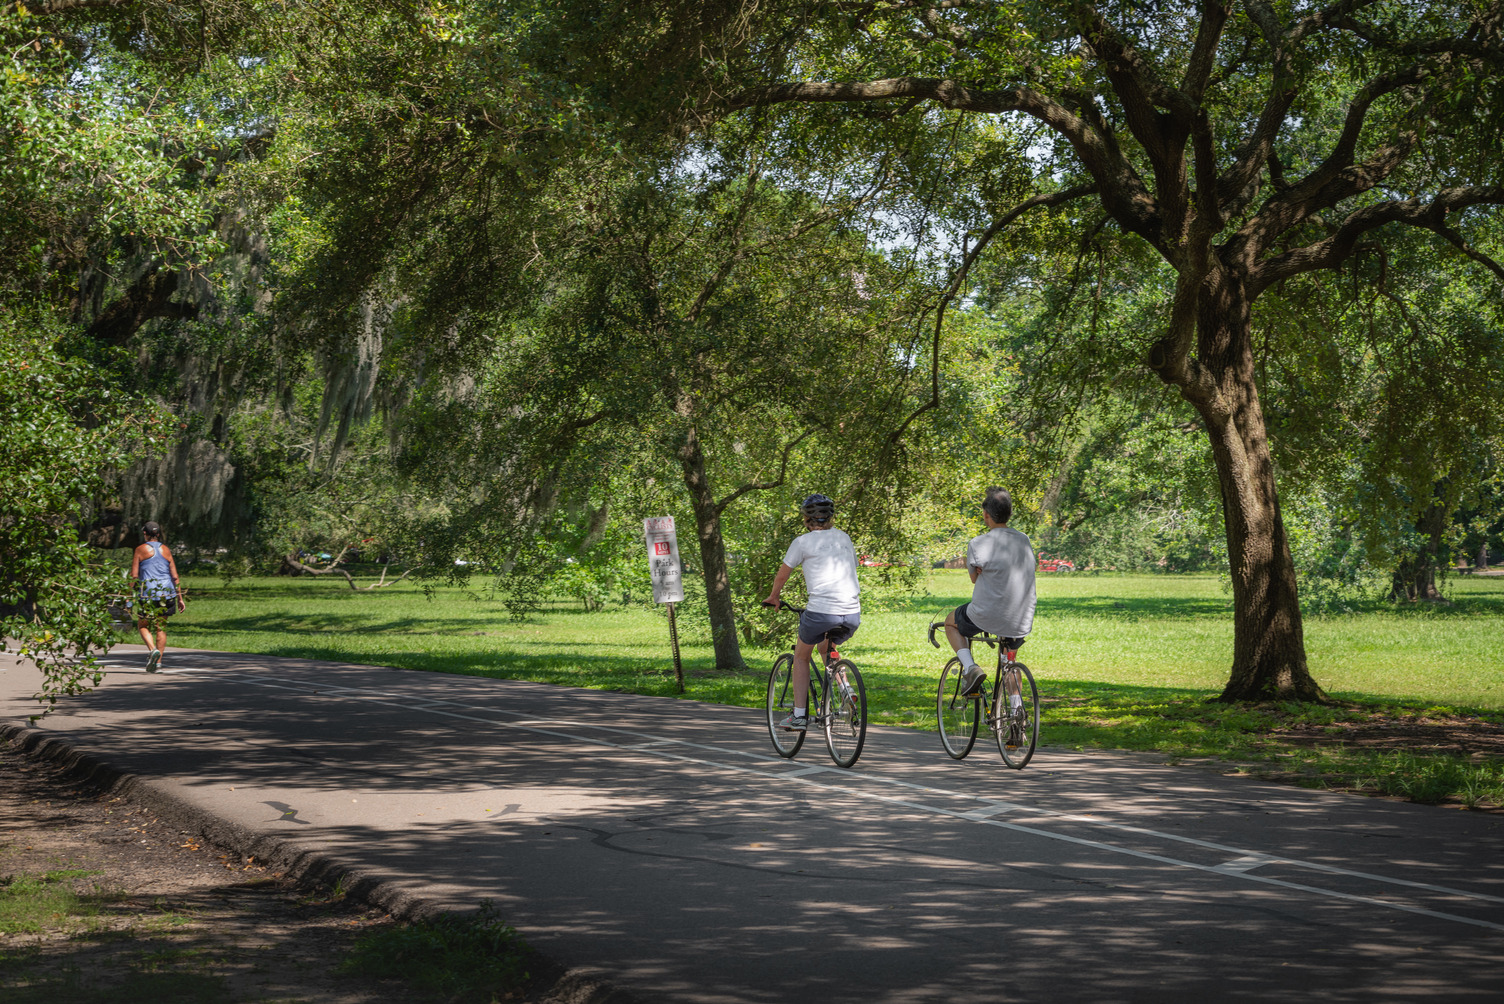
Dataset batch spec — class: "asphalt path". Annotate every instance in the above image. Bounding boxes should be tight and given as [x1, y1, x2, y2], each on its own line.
[4, 647, 1502, 1002]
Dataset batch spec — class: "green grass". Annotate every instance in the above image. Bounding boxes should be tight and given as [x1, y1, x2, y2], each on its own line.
[0, 869, 103, 934]
[340, 903, 529, 1000]
[0, 967, 232, 1004]
[143, 569, 1504, 805]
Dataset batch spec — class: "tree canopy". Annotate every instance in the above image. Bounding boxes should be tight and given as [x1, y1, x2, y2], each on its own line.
[4, 0, 1501, 707]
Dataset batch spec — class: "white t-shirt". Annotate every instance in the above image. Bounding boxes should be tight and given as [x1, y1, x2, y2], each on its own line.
[782, 528, 861, 615]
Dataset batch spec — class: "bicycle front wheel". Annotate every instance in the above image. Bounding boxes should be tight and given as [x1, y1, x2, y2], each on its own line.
[995, 662, 1039, 769]
[823, 660, 867, 768]
[936, 657, 979, 760]
[766, 653, 806, 758]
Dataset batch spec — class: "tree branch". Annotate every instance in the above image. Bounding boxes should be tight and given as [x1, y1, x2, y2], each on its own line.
[714, 429, 814, 513]
[887, 183, 1097, 447]
[730, 77, 1160, 245]
[1181, 1, 1232, 102]
[281, 549, 415, 590]
[1428, 222, 1504, 284]
[1252, 187, 1504, 290]
[84, 263, 197, 346]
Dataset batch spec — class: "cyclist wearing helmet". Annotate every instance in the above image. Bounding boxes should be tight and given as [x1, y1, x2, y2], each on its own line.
[763, 493, 861, 731]
[945, 486, 1036, 700]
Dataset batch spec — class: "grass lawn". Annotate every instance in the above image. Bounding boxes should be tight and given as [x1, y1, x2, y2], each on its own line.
[138, 569, 1504, 806]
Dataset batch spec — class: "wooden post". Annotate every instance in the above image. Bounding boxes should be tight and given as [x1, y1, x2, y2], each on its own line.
[667, 602, 684, 693]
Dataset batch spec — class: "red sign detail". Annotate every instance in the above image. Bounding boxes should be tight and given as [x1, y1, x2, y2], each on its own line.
[654, 542, 670, 555]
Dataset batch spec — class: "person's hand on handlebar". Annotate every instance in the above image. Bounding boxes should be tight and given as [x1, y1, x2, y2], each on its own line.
[762, 596, 784, 610]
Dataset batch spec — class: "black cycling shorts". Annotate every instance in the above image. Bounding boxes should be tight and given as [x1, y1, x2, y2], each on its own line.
[953, 603, 1025, 649]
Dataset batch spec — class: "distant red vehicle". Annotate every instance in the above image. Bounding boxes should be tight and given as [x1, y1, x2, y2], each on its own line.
[858, 554, 892, 568]
[1037, 555, 1075, 572]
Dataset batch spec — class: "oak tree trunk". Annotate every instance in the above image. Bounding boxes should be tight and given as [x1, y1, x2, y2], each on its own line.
[677, 425, 746, 670]
[1389, 499, 1447, 601]
[1191, 281, 1325, 702]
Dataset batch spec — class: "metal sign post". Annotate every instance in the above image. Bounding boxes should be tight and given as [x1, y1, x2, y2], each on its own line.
[643, 517, 686, 693]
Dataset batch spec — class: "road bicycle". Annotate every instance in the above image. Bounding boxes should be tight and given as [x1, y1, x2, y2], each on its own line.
[762, 602, 868, 768]
[928, 621, 1039, 768]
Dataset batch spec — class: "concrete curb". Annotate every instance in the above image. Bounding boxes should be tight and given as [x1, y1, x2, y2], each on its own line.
[1, 721, 649, 1004]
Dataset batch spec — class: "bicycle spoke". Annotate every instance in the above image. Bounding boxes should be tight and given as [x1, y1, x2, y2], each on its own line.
[996, 662, 1039, 769]
[823, 660, 867, 768]
[936, 658, 979, 759]
[765, 653, 806, 758]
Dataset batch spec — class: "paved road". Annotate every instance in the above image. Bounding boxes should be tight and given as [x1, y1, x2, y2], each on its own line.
[4, 647, 1502, 1002]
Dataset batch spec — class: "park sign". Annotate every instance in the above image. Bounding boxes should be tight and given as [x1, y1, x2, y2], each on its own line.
[644, 516, 686, 692]
[643, 517, 685, 604]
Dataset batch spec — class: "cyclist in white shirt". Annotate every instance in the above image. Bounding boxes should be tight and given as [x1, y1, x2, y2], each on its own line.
[944, 487, 1037, 701]
[763, 494, 861, 731]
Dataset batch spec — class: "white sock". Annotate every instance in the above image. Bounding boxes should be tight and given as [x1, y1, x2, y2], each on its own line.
[794, 706, 807, 717]
[1010, 693, 1023, 709]
[957, 648, 976, 670]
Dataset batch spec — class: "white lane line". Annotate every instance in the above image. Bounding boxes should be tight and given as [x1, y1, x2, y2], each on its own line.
[194, 670, 1504, 929]
[960, 805, 1014, 821]
[783, 765, 832, 778]
[1214, 855, 1276, 874]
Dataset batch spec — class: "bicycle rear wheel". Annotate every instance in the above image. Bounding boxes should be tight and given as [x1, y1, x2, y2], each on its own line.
[766, 653, 806, 758]
[936, 657, 979, 759]
[823, 660, 867, 768]
[994, 662, 1039, 769]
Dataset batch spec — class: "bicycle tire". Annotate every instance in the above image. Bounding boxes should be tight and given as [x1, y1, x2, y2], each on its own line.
[823, 659, 867, 768]
[995, 662, 1039, 769]
[766, 653, 807, 758]
[936, 657, 979, 759]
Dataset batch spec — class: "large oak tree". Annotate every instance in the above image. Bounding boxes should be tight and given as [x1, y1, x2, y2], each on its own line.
[634, 0, 1504, 700]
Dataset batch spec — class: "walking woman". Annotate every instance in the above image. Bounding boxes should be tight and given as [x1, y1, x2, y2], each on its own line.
[130, 521, 185, 671]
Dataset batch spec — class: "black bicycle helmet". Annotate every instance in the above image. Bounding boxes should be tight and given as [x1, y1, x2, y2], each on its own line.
[801, 493, 835, 523]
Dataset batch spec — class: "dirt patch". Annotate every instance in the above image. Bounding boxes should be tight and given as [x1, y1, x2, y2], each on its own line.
[1272, 713, 1504, 759]
[0, 740, 587, 1003]
[0, 741, 414, 1002]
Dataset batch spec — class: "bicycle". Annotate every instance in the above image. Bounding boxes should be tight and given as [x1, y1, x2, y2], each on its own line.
[928, 620, 1039, 768]
[762, 601, 868, 768]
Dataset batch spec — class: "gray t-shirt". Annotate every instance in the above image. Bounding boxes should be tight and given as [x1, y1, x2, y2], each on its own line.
[965, 526, 1036, 637]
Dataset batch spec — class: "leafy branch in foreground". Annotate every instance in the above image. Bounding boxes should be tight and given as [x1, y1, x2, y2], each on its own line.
[0, 316, 169, 713]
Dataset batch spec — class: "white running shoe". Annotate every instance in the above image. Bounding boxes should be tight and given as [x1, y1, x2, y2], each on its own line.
[776, 713, 808, 732]
[145, 649, 161, 673]
[959, 664, 986, 696]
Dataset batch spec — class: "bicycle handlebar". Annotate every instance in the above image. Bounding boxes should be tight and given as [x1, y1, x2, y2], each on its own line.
[930, 619, 1006, 649]
[762, 600, 806, 614]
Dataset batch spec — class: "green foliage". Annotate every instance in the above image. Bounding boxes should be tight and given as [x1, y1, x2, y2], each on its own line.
[0, 4, 224, 299]
[341, 903, 529, 999]
[0, 316, 166, 711]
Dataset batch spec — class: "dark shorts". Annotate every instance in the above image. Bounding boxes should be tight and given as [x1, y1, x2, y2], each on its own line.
[134, 594, 177, 620]
[953, 603, 1025, 649]
[798, 610, 860, 647]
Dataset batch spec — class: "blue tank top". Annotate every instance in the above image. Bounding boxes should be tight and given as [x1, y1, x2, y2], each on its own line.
[139, 541, 175, 599]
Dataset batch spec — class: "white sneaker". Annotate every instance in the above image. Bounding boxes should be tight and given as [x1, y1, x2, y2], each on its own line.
[776, 713, 808, 732]
[145, 649, 161, 673]
[959, 664, 986, 696]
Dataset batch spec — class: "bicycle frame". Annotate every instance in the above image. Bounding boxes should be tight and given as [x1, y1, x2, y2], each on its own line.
[773, 645, 843, 724]
[973, 636, 1022, 736]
